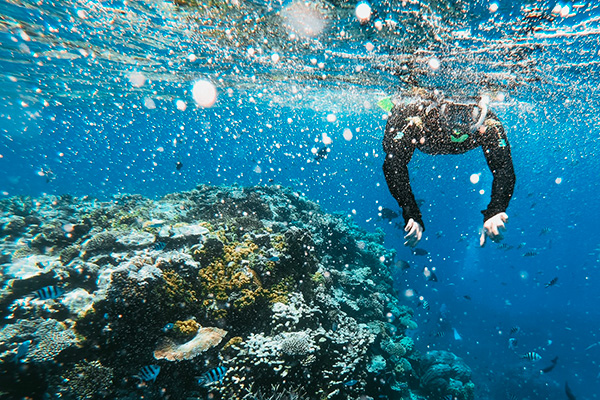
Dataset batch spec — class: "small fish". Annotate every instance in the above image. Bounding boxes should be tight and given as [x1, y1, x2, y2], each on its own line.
[135, 365, 161, 382]
[433, 330, 446, 338]
[40, 165, 55, 183]
[496, 243, 513, 251]
[510, 326, 520, 336]
[34, 285, 65, 300]
[523, 250, 539, 257]
[154, 242, 167, 251]
[443, 396, 456, 400]
[508, 337, 518, 351]
[507, 393, 519, 400]
[420, 300, 430, 311]
[423, 267, 438, 282]
[162, 323, 174, 332]
[521, 351, 542, 362]
[197, 366, 227, 386]
[463, 295, 471, 300]
[435, 230, 444, 238]
[343, 379, 358, 386]
[539, 227, 551, 235]
[545, 277, 558, 288]
[540, 356, 558, 373]
[13, 340, 31, 363]
[269, 256, 280, 262]
[176, 161, 183, 170]
[565, 381, 576, 400]
[412, 248, 429, 256]
[453, 328, 462, 341]
[380, 207, 399, 220]
[395, 260, 410, 270]
[314, 146, 329, 162]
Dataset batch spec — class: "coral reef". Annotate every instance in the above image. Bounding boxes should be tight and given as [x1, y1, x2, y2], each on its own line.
[0, 184, 474, 400]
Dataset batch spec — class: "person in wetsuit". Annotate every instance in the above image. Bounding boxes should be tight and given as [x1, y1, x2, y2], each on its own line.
[382, 95, 516, 247]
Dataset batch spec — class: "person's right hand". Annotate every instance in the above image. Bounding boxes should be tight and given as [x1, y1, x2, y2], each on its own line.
[404, 218, 423, 247]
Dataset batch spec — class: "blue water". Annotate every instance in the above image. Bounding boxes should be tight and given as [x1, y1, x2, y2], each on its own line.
[1, 0, 600, 398]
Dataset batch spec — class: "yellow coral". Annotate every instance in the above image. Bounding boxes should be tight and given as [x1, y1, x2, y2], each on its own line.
[160, 270, 198, 306]
[222, 336, 243, 351]
[271, 234, 287, 251]
[173, 319, 200, 337]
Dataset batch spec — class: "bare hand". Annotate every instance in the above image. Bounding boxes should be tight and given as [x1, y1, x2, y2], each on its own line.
[404, 218, 423, 247]
[479, 212, 508, 247]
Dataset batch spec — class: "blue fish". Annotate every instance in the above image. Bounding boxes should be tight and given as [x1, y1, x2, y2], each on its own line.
[135, 365, 161, 382]
[154, 242, 166, 251]
[162, 323, 174, 332]
[269, 256, 280, 262]
[13, 340, 31, 363]
[197, 366, 227, 386]
[34, 285, 65, 300]
[343, 379, 358, 386]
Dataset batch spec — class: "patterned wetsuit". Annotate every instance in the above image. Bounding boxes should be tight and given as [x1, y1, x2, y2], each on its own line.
[382, 99, 516, 231]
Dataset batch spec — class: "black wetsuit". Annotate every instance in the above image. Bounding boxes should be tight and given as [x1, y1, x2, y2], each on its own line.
[382, 99, 516, 231]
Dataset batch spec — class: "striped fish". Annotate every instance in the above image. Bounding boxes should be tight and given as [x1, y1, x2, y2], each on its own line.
[197, 366, 227, 386]
[34, 286, 65, 300]
[154, 242, 167, 251]
[522, 351, 541, 362]
[135, 365, 161, 382]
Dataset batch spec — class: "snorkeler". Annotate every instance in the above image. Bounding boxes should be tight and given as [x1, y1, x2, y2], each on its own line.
[382, 91, 516, 247]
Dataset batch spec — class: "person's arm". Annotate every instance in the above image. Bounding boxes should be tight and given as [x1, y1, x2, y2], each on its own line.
[382, 109, 425, 232]
[383, 154, 425, 231]
[479, 116, 516, 246]
[480, 117, 516, 222]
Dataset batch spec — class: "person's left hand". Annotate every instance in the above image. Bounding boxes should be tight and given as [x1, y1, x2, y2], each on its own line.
[479, 212, 508, 247]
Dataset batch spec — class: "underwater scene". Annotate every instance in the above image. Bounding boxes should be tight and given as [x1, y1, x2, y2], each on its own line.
[1, 0, 599, 399]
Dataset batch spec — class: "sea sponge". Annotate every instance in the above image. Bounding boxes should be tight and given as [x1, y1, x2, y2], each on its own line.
[153, 326, 228, 361]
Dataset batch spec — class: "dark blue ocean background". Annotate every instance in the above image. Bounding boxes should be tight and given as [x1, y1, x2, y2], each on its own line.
[1, 0, 599, 398]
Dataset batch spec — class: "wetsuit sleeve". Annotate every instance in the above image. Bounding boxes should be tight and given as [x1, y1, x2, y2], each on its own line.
[382, 108, 425, 231]
[480, 117, 516, 222]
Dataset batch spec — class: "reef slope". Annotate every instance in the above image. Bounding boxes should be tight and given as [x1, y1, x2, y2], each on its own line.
[0, 185, 474, 400]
